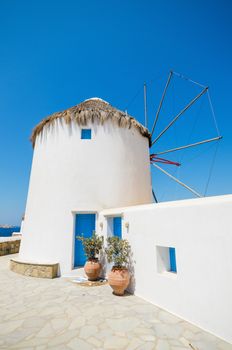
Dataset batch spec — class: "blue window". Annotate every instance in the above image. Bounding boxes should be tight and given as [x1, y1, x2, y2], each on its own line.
[81, 129, 92, 139]
[113, 217, 122, 239]
[169, 247, 177, 273]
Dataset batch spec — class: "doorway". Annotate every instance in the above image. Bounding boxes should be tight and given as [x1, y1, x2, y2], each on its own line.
[74, 213, 96, 267]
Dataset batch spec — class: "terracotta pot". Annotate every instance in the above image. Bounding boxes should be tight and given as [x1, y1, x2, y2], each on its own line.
[84, 259, 101, 281]
[108, 268, 130, 296]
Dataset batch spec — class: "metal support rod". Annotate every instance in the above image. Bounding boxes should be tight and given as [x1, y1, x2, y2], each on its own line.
[144, 83, 148, 128]
[172, 71, 206, 89]
[207, 90, 220, 136]
[151, 71, 173, 137]
[152, 189, 158, 203]
[151, 86, 208, 146]
[152, 163, 202, 198]
[155, 136, 222, 156]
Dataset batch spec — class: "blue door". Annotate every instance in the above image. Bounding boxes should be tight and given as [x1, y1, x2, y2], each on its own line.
[74, 214, 96, 267]
[113, 217, 122, 239]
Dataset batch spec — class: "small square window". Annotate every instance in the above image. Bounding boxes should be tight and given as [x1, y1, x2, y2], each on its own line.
[156, 245, 177, 274]
[81, 129, 92, 139]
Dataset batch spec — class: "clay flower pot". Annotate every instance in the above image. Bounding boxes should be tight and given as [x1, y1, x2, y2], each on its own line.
[108, 268, 130, 296]
[84, 259, 101, 281]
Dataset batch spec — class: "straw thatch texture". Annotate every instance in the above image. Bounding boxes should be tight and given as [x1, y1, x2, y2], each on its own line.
[30, 98, 151, 147]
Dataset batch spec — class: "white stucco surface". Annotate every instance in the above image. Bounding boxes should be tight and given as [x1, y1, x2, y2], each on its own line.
[20, 119, 152, 273]
[100, 194, 232, 343]
[18, 105, 232, 343]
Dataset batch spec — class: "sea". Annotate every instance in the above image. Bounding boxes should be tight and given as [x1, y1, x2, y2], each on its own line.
[0, 227, 21, 237]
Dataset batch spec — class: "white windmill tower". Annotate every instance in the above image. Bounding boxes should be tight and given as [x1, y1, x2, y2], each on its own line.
[18, 98, 153, 274]
[15, 72, 221, 278]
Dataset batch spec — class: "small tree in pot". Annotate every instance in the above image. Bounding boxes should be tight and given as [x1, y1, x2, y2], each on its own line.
[105, 236, 131, 296]
[77, 232, 104, 281]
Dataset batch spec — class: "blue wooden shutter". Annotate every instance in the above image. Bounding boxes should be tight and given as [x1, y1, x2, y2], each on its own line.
[169, 247, 177, 272]
[81, 129, 92, 139]
[113, 217, 122, 239]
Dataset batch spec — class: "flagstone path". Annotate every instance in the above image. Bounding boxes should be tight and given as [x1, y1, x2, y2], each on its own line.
[0, 254, 231, 350]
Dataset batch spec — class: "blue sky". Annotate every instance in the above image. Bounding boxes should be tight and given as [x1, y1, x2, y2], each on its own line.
[0, 0, 231, 225]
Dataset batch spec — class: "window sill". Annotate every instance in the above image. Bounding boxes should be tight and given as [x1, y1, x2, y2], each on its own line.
[158, 271, 177, 278]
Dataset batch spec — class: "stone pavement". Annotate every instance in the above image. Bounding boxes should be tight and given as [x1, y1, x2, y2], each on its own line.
[0, 254, 231, 350]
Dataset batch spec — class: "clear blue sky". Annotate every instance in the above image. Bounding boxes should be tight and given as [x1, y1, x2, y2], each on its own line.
[0, 0, 231, 225]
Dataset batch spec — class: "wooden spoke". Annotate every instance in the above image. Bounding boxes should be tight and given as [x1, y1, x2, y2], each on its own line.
[151, 87, 208, 147]
[152, 163, 202, 198]
[150, 71, 173, 137]
[155, 136, 222, 156]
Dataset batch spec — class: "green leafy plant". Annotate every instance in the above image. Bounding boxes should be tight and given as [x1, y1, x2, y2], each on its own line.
[105, 236, 131, 269]
[77, 232, 104, 260]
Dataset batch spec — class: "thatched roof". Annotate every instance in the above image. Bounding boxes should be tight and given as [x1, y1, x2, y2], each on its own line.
[30, 98, 151, 147]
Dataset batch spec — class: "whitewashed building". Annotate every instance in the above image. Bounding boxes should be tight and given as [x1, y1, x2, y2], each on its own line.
[18, 98, 153, 272]
[13, 97, 232, 343]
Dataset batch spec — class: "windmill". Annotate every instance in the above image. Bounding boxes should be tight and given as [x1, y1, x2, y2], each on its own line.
[144, 71, 222, 202]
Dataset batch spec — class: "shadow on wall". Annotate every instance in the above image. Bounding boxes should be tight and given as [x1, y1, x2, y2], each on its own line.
[127, 247, 136, 294]
[37, 117, 128, 146]
[100, 250, 107, 279]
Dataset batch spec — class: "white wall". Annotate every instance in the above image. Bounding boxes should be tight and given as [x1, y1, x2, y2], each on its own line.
[20, 118, 152, 273]
[100, 195, 232, 344]
[19, 219, 24, 235]
[19, 114, 232, 342]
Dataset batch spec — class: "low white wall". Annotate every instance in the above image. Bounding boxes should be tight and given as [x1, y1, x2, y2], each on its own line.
[100, 195, 232, 344]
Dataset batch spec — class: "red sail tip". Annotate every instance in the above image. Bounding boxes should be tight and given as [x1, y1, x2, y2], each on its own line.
[150, 154, 181, 167]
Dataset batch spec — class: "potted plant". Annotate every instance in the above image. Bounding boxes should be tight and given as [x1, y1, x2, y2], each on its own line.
[77, 232, 104, 281]
[105, 236, 131, 296]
